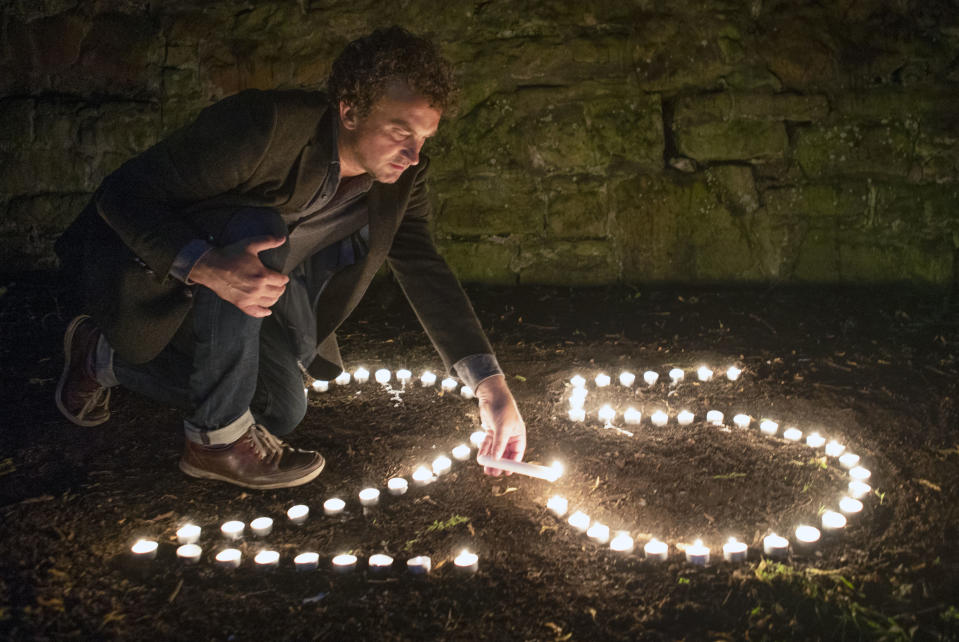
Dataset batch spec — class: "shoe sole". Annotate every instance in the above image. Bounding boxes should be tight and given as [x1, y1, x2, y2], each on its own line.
[55, 315, 110, 427]
[178, 457, 326, 490]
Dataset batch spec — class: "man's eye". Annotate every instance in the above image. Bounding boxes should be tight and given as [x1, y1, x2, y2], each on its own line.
[391, 130, 410, 140]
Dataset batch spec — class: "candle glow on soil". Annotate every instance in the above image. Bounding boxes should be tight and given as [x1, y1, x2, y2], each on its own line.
[332, 553, 357, 573]
[254, 550, 280, 569]
[412, 466, 434, 486]
[624, 407, 642, 425]
[619, 371, 635, 387]
[696, 366, 713, 382]
[669, 368, 684, 384]
[432, 455, 452, 475]
[587, 522, 610, 544]
[594, 373, 611, 387]
[651, 410, 668, 427]
[643, 370, 659, 385]
[706, 410, 724, 425]
[685, 539, 710, 565]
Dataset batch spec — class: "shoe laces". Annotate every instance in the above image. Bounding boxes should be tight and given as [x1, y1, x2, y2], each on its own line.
[246, 425, 286, 463]
[80, 386, 111, 417]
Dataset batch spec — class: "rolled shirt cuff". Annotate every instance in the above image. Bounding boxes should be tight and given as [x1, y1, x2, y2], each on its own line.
[170, 238, 215, 284]
[452, 353, 503, 391]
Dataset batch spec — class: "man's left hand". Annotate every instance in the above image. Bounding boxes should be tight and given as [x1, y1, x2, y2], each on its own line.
[474, 374, 526, 476]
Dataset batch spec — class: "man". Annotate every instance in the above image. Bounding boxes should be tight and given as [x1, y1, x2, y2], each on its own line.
[54, 27, 526, 489]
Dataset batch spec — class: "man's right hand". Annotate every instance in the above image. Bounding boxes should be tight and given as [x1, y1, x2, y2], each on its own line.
[187, 235, 289, 318]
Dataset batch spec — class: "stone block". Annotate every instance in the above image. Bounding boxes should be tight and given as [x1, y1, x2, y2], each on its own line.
[432, 173, 544, 237]
[704, 165, 759, 215]
[674, 92, 829, 125]
[764, 183, 869, 222]
[675, 119, 788, 162]
[838, 239, 953, 284]
[0, 100, 34, 150]
[790, 228, 841, 282]
[545, 176, 608, 239]
[436, 238, 517, 285]
[631, 14, 738, 92]
[0, 192, 91, 271]
[33, 102, 78, 150]
[515, 240, 617, 285]
[832, 89, 959, 121]
[0, 150, 93, 194]
[794, 122, 915, 178]
[79, 103, 160, 156]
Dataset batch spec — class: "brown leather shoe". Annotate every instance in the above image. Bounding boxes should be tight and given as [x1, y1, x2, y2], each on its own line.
[179, 424, 325, 489]
[55, 315, 111, 427]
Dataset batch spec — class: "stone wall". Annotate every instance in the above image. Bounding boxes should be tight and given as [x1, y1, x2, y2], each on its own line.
[2, 0, 958, 285]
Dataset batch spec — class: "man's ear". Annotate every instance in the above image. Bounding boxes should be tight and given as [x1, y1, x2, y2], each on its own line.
[339, 101, 358, 131]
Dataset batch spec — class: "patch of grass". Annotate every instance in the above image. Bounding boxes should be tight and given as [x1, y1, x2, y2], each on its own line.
[402, 514, 471, 551]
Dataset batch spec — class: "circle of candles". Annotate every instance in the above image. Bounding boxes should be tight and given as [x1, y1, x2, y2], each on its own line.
[469, 430, 488, 447]
[407, 555, 431, 575]
[783, 427, 803, 441]
[176, 543, 202, 563]
[568, 408, 586, 422]
[432, 455, 452, 476]
[547, 495, 569, 517]
[354, 367, 370, 384]
[374, 368, 391, 384]
[598, 405, 616, 423]
[441, 377, 458, 392]
[624, 407, 642, 425]
[311, 379, 329, 392]
[696, 366, 713, 382]
[287, 504, 309, 525]
[359, 488, 380, 507]
[332, 553, 357, 573]
[794, 525, 821, 553]
[412, 466, 434, 486]
[806, 432, 826, 448]
[368, 553, 394, 575]
[839, 496, 864, 515]
[451, 444, 471, 461]
[669, 368, 684, 384]
[821, 510, 847, 531]
[131, 539, 158, 560]
[294, 552, 319, 572]
[726, 365, 742, 381]
[619, 371, 636, 387]
[610, 531, 634, 553]
[420, 370, 437, 387]
[587, 522, 610, 544]
[643, 370, 659, 385]
[568, 511, 590, 533]
[722, 537, 747, 562]
[849, 466, 872, 481]
[733, 414, 751, 429]
[759, 419, 779, 436]
[387, 477, 408, 496]
[570, 386, 588, 405]
[644, 538, 668, 561]
[216, 548, 242, 569]
[595, 373, 611, 387]
[176, 523, 201, 545]
[570, 374, 586, 388]
[250, 517, 274, 537]
[396, 369, 412, 384]
[221, 520, 244, 540]
[454, 549, 479, 574]
[323, 498, 346, 516]
[677, 410, 694, 426]
[685, 539, 710, 565]
[254, 550, 280, 570]
[334, 371, 351, 385]
[848, 480, 871, 499]
[839, 452, 861, 469]
[706, 410, 724, 426]
[763, 533, 788, 559]
[460, 386, 475, 399]
[825, 440, 846, 457]
[651, 410, 668, 427]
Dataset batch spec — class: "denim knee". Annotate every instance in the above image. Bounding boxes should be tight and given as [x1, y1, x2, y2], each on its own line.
[253, 384, 307, 437]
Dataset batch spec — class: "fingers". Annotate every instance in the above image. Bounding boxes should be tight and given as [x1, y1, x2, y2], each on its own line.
[243, 235, 287, 255]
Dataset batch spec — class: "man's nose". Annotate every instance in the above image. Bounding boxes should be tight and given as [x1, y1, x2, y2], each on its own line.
[401, 140, 421, 166]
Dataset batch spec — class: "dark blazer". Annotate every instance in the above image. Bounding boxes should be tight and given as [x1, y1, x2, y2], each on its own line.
[57, 89, 492, 380]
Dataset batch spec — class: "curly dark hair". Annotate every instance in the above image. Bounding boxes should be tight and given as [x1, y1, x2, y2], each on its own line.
[327, 26, 457, 116]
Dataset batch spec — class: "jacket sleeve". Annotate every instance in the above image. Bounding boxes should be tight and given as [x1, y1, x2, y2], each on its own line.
[386, 159, 496, 373]
[94, 90, 278, 280]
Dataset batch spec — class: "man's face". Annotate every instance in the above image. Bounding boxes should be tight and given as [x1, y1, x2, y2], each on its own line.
[338, 80, 442, 183]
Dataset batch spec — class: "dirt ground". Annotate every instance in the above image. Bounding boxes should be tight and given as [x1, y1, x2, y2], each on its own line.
[1, 274, 958, 641]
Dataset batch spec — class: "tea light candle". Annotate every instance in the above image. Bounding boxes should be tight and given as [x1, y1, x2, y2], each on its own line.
[254, 550, 280, 570]
[359, 488, 380, 507]
[476, 455, 563, 482]
[806, 432, 826, 448]
[454, 549, 479, 574]
[849, 466, 872, 481]
[470, 430, 488, 447]
[407, 555, 431, 575]
[311, 379, 329, 392]
[794, 525, 821, 553]
[432, 455, 452, 476]
[598, 404, 616, 423]
[722, 537, 747, 562]
[726, 365, 742, 381]
[706, 410, 724, 426]
[651, 410, 668, 427]
[696, 366, 713, 382]
[420, 370, 437, 387]
[354, 367, 370, 384]
[644, 538, 668, 561]
[460, 385, 475, 399]
[733, 414, 750, 429]
[412, 466, 434, 486]
[821, 510, 847, 531]
[547, 495, 569, 517]
[323, 498, 346, 516]
[176, 543, 202, 563]
[825, 440, 846, 457]
[610, 531, 634, 553]
[839, 453, 861, 469]
[848, 481, 871, 499]
[176, 523, 201, 545]
[131, 539, 158, 560]
[685, 539, 710, 565]
[452, 444, 471, 461]
[587, 522, 610, 544]
[332, 553, 357, 573]
[568, 511, 590, 533]
[624, 407, 642, 425]
[759, 419, 778, 436]
[287, 504, 309, 525]
[568, 408, 586, 422]
[570, 374, 586, 388]
[396, 369, 412, 384]
[677, 410, 694, 426]
[374, 368, 391, 384]
[619, 371, 636, 387]
[595, 373, 611, 387]
[387, 477, 408, 495]
[569, 392, 586, 410]
[334, 371, 351, 385]
[669, 368, 684, 384]
[839, 496, 863, 515]
[763, 533, 788, 558]
[294, 551, 319, 572]
[368, 553, 394, 575]
[216, 548, 242, 569]
[250, 516, 273, 537]
[643, 370, 659, 385]
[783, 427, 803, 442]
[439, 377, 457, 392]
[221, 520, 244, 540]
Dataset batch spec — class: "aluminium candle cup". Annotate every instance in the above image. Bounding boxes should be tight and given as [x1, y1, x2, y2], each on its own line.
[375, 368, 391, 384]
[254, 550, 280, 571]
[722, 538, 747, 563]
[849, 466, 872, 482]
[651, 410, 668, 427]
[469, 430, 488, 447]
[407, 555, 431, 575]
[311, 379, 329, 392]
[412, 466, 434, 486]
[294, 552, 319, 572]
[387, 477, 408, 496]
[432, 455, 452, 476]
[733, 414, 751, 429]
[368, 554, 394, 576]
[594, 373, 611, 387]
[568, 511, 590, 533]
[176, 523, 201, 545]
[806, 433, 826, 448]
[131, 539, 158, 561]
[396, 369, 412, 385]
[848, 480, 871, 499]
[221, 520, 245, 541]
[762, 534, 789, 559]
[568, 408, 586, 422]
[547, 495, 569, 518]
[825, 440, 846, 457]
[331, 553, 357, 574]
[215, 548, 242, 569]
[570, 374, 586, 388]
[176, 543, 202, 564]
[624, 408, 642, 425]
[250, 517, 273, 537]
[782, 427, 803, 442]
[287, 504, 309, 525]
[793, 525, 821, 555]
[598, 405, 616, 423]
[323, 498, 346, 516]
[668, 368, 684, 384]
[334, 371, 351, 385]
[821, 510, 847, 534]
[759, 420, 779, 436]
[706, 410, 724, 426]
[587, 522, 610, 545]
[460, 386, 475, 399]
[685, 540, 710, 566]
[441, 377, 458, 392]
[839, 496, 864, 515]
[453, 550, 479, 574]
[644, 538, 668, 562]
[726, 366, 742, 381]
[839, 452, 861, 469]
